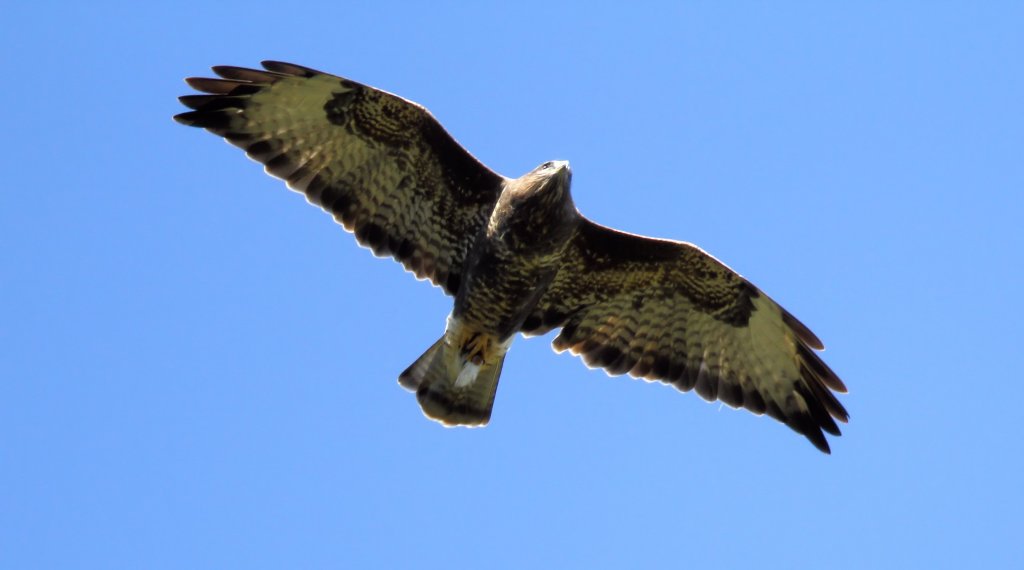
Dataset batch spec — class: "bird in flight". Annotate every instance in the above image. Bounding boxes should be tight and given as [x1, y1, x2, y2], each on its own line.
[175, 61, 849, 453]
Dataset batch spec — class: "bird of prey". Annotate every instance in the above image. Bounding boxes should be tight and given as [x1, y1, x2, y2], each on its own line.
[175, 61, 849, 453]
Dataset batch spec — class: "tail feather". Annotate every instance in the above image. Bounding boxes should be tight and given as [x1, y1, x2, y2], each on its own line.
[398, 336, 506, 427]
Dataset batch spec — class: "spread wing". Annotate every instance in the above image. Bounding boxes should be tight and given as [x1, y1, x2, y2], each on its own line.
[521, 219, 849, 453]
[174, 61, 506, 295]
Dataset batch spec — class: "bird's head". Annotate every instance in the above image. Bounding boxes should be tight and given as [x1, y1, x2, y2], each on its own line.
[488, 160, 578, 248]
[506, 160, 573, 210]
[528, 160, 572, 192]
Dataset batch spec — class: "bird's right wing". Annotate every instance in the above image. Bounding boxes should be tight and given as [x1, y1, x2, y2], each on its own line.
[175, 61, 506, 295]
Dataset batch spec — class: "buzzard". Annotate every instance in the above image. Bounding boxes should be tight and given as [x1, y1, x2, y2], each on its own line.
[175, 61, 849, 453]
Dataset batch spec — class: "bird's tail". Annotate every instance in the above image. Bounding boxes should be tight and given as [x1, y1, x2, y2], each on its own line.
[398, 334, 508, 427]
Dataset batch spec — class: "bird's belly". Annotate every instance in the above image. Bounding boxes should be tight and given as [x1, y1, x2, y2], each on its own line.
[454, 249, 559, 339]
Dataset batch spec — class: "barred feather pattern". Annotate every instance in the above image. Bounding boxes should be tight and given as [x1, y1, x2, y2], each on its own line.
[175, 61, 849, 453]
[522, 220, 849, 453]
[175, 61, 505, 295]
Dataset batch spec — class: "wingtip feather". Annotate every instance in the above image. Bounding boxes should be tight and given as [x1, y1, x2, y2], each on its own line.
[261, 60, 322, 77]
[172, 110, 199, 126]
[782, 308, 824, 350]
[212, 65, 285, 83]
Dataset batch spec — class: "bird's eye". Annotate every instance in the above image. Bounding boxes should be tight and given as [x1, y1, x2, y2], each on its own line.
[541, 161, 553, 170]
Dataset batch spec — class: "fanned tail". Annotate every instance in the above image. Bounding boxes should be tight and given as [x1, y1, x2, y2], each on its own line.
[398, 336, 506, 426]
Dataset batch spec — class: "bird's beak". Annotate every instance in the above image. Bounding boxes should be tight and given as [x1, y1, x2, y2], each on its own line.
[553, 161, 571, 183]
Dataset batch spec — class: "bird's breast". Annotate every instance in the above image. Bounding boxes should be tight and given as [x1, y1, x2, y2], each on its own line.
[453, 229, 568, 339]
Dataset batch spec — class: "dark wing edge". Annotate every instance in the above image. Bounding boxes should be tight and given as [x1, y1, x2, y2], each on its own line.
[522, 218, 849, 453]
[175, 61, 506, 295]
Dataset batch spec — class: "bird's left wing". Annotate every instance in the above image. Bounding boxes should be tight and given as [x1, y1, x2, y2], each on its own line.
[175, 61, 506, 295]
[521, 219, 848, 452]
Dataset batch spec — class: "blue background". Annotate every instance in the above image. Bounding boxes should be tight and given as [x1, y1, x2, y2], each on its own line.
[3, 2, 1021, 568]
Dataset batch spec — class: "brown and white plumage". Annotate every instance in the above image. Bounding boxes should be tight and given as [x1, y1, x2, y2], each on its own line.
[176, 61, 849, 453]
[522, 221, 848, 452]
[176, 61, 504, 295]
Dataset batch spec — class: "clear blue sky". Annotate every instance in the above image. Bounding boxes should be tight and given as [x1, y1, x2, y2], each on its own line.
[3, 2, 1022, 568]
